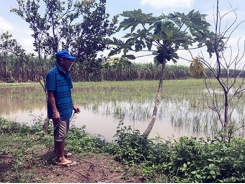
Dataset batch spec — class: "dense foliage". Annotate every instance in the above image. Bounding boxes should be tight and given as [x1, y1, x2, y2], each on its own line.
[10, 0, 117, 63]
[1, 53, 245, 82]
[1, 117, 245, 182]
[0, 53, 191, 82]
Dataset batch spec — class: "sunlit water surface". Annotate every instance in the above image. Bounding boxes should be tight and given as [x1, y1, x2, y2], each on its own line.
[2, 84, 244, 141]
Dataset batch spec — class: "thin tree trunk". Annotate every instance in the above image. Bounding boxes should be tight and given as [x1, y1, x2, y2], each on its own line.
[143, 60, 166, 137]
[43, 116, 50, 135]
[222, 90, 229, 141]
[43, 88, 50, 134]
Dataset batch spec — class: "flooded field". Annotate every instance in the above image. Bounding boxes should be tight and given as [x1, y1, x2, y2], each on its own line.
[1, 80, 245, 141]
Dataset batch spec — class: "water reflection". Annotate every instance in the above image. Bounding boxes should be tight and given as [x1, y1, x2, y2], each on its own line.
[1, 106, 204, 142]
[0, 86, 45, 115]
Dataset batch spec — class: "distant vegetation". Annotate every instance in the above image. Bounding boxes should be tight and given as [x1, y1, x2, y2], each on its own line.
[1, 55, 245, 83]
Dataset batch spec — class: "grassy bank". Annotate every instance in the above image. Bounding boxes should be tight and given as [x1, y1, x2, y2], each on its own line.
[1, 116, 245, 183]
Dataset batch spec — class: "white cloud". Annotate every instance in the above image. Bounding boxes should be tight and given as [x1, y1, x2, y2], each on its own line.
[21, 38, 33, 47]
[20, 37, 34, 53]
[140, 0, 194, 10]
[0, 17, 13, 31]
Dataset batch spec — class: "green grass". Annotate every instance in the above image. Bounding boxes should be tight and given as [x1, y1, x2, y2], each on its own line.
[0, 79, 212, 104]
[1, 117, 245, 182]
[72, 79, 208, 104]
[0, 82, 40, 88]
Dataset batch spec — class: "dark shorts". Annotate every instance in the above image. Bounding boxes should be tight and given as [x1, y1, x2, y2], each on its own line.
[53, 119, 70, 142]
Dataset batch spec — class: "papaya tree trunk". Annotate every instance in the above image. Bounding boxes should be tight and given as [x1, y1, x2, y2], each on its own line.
[143, 59, 166, 137]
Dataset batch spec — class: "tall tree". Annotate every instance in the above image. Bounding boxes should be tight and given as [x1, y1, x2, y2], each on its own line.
[107, 9, 214, 137]
[11, 0, 117, 87]
[11, 0, 117, 133]
[190, 0, 245, 142]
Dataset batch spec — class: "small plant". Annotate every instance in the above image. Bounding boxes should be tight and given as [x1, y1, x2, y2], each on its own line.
[112, 121, 152, 166]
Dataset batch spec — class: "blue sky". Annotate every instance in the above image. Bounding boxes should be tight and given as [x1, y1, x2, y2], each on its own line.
[0, 0, 245, 64]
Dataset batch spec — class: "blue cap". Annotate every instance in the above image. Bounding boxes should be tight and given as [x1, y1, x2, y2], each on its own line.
[56, 50, 76, 60]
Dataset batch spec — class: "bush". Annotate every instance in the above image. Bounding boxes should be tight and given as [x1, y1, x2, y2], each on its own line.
[112, 122, 153, 166]
[112, 125, 245, 182]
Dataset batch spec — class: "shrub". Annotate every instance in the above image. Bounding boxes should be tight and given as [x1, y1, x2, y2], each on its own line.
[112, 122, 153, 166]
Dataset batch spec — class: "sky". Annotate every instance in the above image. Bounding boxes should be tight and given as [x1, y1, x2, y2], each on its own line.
[0, 0, 245, 65]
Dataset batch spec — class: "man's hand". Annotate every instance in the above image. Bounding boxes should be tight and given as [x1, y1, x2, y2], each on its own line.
[53, 111, 61, 123]
[73, 104, 81, 113]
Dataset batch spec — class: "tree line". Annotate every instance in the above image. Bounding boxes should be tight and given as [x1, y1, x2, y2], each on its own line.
[1, 53, 245, 83]
[0, 53, 189, 82]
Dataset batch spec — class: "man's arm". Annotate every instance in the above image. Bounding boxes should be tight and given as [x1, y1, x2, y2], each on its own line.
[71, 89, 80, 114]
[47, 90, 60, 119]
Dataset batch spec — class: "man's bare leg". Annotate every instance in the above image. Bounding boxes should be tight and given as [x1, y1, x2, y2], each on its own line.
[55, 141, 71, 164]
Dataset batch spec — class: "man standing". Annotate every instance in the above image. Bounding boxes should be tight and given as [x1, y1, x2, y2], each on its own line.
[46, 49, 80, 167]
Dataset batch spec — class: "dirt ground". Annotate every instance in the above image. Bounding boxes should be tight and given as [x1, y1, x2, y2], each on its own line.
[0, 149, 143, 183]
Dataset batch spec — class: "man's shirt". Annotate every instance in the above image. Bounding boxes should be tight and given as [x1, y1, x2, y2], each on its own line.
[46, 64, 73, 120]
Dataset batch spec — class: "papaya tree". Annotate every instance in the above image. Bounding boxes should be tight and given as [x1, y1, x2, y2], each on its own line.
[190, 0, 245, 142]
[107, 9, 214, 138]
[11, 0, 117, 133]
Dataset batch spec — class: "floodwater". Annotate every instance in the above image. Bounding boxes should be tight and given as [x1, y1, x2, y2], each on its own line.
[0, 85, 209, 142]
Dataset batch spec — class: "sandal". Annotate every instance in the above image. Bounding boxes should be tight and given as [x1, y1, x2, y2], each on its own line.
[56, 160, 78, 167]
